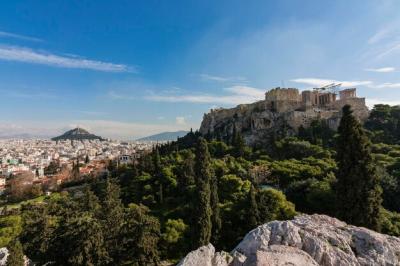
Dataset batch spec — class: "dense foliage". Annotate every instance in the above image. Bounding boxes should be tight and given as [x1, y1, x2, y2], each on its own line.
[1, 104, 400, 265]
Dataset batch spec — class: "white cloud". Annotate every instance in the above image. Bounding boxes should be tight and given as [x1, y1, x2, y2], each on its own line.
[199, 74, 247, 83]
[366, 98, 400, 108]
[175, 116, 186, 125]
[365, 67, 396, 73]
[291, 78, 372, 88]
[107, 90, 135, 100]
[0, 31, 42, 42]
[145, 85, 265, 105]
[369, 82, 400, 89]
[368, 28, 392, 44]
[0, 45, 132, 72]
[376, 42, 400, 59]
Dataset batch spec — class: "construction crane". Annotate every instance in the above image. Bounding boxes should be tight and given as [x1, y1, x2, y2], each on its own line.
[313, 83, 341, 94]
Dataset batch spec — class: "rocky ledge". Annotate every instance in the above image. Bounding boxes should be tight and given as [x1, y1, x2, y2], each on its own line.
[178, 214, 400, 266]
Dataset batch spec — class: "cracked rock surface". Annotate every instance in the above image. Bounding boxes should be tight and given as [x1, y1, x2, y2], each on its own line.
[178, 214, 400, 266]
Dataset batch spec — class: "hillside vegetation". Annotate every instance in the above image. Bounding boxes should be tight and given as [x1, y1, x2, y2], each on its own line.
[2, 104, 400, 265]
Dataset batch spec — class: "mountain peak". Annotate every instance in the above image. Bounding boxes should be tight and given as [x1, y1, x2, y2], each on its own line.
[52, 127, 103, 141]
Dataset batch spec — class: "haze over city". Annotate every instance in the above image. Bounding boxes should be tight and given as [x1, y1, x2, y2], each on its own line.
[0, 0, 400, 139]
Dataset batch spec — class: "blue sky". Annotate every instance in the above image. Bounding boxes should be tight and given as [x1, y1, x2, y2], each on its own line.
[1, 0, 400, 139]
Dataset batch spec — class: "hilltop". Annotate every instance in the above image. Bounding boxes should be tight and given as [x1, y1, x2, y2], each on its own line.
[51, 127, 103, 141]
[200, 87, 369, 145]
[137, 130, 188, 141]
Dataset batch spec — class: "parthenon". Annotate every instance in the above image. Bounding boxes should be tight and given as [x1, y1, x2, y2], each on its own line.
[200, 86, 369, 145]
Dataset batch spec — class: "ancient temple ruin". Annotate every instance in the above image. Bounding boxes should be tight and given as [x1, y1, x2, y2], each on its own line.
[199, 87, 369, 145]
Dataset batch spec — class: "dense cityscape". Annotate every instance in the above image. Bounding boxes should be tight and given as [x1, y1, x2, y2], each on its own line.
[0, 135, 158, 197]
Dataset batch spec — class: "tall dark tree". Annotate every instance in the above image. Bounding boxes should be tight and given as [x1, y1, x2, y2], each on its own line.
[20, 204, 54, 264]
[85, 154, 90, 164]
[192, 137, 212, 248]
[52, 215, 109, 266]
[335, 105, 383, 231]
[177, 151, 195, 193]
[121, 204, 160, 266]
[7, 239, 24, 266]
[210, 174, 221, 245]
[153, 148, 164, 204]
[80, 185, 101, 214]
[233, 130, 246, 158]
[248, 184, 260, 230]
[97, 178, 124, 263]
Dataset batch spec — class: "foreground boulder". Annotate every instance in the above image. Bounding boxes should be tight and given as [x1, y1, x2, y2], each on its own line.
[178, 214, 400, 266]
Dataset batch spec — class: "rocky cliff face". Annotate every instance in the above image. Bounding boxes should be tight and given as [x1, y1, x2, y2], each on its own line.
[199, 93, 369, 146]
[178, 214, 400, 266]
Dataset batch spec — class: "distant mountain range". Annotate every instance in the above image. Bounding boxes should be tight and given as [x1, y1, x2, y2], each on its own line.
[52, 127, 104, 141]
[137, 130, 188, 141]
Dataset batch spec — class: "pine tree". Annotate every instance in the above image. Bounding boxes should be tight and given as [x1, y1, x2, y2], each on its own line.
[335, 105, 382, 231]
[85, 154, 90, 164]
[192, 137, 212, 248]
[7, 239, 24, 266]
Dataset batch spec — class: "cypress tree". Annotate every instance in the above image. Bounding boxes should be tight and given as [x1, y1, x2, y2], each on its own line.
[335, 105, 382, 231]
[153, 148, 164, 204]
[97, 178, 124, 262]
[233, 131, 246, 157]
[7, 239, 24, 266]
[192, 137, 212, 248]
[248, 184, 260, 230]
[210, 174, 221, 245]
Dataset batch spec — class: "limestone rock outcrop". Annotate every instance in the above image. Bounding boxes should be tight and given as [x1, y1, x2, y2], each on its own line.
[178, 214, 400, 266]
[0, 248, 8, 266]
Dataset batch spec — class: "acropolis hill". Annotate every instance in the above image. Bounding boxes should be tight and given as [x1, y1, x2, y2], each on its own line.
[199, 86, 369, 145]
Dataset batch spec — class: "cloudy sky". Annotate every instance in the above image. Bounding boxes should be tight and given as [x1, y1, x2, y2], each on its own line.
[0, 0, 400, 139]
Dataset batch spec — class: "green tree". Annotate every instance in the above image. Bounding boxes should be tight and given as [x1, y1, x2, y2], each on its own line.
[7, 239, 24, 266]
[85, 155, 90, 164]
[257, 188, 296, 223]
[161, 219, 188, 259]
[97, 178, 124, 263]
[335, 105, 383, 231]
[210, 174, 221, 245]
[52, 215, 109, 266]
[192, 137, 212, 248]
[20, 204, 54, 264]
[122, 204, 160, 266]
[248, 184, 260, 230]
[233, 130, 246, 158]
[80, 185, 101, 214]
[153, 148, 164, 204]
